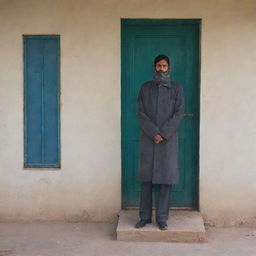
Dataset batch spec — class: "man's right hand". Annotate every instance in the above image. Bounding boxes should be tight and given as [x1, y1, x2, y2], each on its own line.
[154, 134, 164, 144]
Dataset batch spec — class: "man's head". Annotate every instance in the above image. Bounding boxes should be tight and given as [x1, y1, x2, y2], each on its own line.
[153, 54, 171, 84]
[154, 54, 170, 72]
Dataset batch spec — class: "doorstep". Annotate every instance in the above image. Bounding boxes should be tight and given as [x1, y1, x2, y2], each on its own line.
[116, 210, 207, 243]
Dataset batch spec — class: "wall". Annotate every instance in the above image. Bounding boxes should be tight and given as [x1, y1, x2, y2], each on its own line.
[0, 0, 255, 226]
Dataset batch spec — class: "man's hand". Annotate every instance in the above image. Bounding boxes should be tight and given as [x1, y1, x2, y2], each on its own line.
[154, 134, 164, 144]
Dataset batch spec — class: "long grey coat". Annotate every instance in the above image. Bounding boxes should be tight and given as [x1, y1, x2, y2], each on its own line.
[136, 80, 184, 184]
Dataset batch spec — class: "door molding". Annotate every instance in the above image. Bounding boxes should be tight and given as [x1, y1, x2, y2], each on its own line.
[121, 18, 201, 210]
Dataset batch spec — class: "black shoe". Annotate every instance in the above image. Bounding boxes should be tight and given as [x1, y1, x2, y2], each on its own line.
[135, 219, 152, 228]
[157, 221, 168, 230]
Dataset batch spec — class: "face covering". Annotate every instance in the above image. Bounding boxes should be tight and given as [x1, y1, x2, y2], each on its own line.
[153, 69, 171, 85]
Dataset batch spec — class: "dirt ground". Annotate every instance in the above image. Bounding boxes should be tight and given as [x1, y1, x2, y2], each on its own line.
[0, 221, 255, 256]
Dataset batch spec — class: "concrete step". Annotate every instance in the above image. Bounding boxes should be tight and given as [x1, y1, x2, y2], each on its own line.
[116, 210, 207, 243]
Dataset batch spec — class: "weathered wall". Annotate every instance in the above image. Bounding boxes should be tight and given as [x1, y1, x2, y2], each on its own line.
[0, 0, 255, 226]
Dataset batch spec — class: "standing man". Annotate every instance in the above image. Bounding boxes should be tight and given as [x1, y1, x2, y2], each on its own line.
[135, 54, 184, 230]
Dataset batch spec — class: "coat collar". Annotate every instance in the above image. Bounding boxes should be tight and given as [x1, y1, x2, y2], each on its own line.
[153, 80, 172, 88]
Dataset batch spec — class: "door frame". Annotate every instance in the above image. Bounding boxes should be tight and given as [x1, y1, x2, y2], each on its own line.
[121, 18, 201, 210]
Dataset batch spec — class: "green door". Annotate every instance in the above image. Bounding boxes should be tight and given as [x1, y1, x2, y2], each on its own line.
[121, 19, 200, 209]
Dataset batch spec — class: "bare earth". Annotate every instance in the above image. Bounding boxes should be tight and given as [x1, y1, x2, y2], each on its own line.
[0, 221, 255, 256]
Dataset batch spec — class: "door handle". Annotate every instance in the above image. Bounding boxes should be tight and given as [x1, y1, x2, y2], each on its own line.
[184, 113, 194, 117]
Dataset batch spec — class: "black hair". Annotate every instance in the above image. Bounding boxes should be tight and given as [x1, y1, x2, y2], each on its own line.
[154, 54, 170, 66]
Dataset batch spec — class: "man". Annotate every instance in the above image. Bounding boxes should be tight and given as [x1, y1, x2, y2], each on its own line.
[135, 54, 184, 230]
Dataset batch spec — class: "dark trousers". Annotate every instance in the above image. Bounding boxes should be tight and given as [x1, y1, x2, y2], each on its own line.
[139, 181, 172, 222]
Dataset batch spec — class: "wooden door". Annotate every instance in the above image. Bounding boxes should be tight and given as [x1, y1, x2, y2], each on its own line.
[121, 19, 200, 209]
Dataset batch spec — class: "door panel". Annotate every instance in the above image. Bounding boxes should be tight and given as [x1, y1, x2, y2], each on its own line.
[121, 19, 200, 208]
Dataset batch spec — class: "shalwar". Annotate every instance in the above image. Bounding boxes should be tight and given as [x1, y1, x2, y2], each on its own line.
[139, 181, 172, 222]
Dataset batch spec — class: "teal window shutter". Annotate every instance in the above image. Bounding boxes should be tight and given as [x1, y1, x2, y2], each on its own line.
[23, 35, 60, 168]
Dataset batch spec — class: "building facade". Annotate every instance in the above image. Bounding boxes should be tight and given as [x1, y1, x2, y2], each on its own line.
[0, 0, 255, 227]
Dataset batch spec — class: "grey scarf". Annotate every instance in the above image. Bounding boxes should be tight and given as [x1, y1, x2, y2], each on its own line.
[153, 69, 171, 87]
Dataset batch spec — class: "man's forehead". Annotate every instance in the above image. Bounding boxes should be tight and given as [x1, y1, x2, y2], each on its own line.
[156, 60, 169, 64]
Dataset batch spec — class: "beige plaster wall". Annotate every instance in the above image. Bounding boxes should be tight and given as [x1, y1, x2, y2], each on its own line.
[0, 0, 255, 226]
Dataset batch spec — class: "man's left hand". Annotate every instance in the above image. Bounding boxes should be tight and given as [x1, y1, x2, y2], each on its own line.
[154, 134, 164, 144]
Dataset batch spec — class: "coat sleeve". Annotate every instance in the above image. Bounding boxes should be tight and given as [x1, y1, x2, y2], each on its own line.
[136, 87, 160, 139]
[160, 84, 185, 140]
